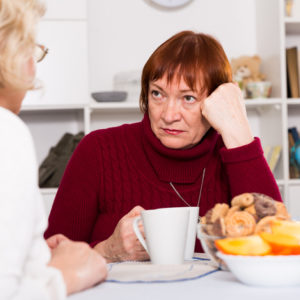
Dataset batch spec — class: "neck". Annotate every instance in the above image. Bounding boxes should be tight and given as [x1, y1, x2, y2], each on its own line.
[0, 88, 25, 114]
[141, 113, 219, 183]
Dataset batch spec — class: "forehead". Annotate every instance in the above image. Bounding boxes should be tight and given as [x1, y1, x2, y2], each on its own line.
[150, 73, 201, 92]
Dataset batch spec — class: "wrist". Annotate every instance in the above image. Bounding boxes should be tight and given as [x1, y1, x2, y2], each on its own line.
[48, 261, 75, 295]
[94, 240, 115, 263]
[222, 133, 254, 149]
[220, 126, 254, 149]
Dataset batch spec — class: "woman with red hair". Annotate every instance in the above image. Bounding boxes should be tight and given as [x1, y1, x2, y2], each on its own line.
[45, 31, 281, 263]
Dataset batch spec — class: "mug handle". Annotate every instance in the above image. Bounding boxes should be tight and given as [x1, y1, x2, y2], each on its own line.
[132, 216, 148, 252]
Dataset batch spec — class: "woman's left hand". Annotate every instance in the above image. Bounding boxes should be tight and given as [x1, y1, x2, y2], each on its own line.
[200, 82, 254, 149]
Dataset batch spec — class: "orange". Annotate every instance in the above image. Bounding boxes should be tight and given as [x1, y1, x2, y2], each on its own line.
[271, 220, 300, 239]
[259, 232, 300, 255]
[215, 235, 271, 256]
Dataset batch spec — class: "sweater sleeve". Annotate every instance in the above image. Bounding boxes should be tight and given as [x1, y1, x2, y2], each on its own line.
[44, 132, 101, 243]
[219, 137, 282, 202]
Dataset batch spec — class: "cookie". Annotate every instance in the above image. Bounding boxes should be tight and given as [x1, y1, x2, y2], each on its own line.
[274, 202, 291, 220]
[255, 216, 278, 233]
[225, 211, 256, 237]
[244, 204, 256, 215]
[211, 217, 226, 237]
[225, 205, 241, 219]
[231, 193, 254, 208]
[205, 203, 229, 224]
[254, 195, 276, 220]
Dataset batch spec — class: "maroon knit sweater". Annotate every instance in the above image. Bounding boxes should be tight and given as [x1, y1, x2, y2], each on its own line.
[44, 113, 282, 252]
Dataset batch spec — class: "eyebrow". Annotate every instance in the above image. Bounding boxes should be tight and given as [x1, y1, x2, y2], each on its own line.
[150, 82, 194, 93]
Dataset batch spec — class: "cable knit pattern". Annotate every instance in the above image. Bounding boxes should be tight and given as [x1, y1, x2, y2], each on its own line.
[45, 113, 282, 252]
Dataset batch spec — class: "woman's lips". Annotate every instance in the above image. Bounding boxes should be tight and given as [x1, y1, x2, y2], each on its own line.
[163, 128, 184, 135]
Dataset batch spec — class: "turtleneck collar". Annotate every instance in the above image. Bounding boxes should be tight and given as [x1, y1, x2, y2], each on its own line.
[141, 113, 219, 184]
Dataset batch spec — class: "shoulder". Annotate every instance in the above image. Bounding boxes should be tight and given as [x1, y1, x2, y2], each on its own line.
[0, 107, 37, 187]
[81, 121, 142, 147]
[0, 108, 35, 155]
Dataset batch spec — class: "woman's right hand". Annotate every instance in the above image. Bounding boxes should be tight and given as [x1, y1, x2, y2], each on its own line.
[94, 206, 149, 262]
[47, 235, 107, 295]
[201, 82, 253, 149]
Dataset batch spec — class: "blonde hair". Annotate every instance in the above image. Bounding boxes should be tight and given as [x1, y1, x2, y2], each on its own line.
[0, 0, 45, 91]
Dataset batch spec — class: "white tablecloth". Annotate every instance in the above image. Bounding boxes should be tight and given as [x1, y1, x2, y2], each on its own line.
[69, 256, 300, 300]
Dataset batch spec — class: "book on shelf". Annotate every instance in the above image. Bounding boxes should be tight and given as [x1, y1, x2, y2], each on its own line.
[268, 145, 282, 173]
[288, 127, 300, 143]
[263, 145, 271, 161]
[286, 47, 300, 98]
[263, 145, 282, 173]
[288, 127, 300, 178]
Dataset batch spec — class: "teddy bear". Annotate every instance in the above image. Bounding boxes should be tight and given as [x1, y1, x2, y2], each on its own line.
[231, 55, 265, 95]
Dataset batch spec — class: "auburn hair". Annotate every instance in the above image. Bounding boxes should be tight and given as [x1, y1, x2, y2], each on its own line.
[140, 31, 232, 113]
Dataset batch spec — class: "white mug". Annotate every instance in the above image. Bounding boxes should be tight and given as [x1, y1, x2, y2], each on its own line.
[133, 207, 190, 265]
[184, 206, 199, 260]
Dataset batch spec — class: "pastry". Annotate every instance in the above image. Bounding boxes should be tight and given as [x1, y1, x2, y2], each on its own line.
[254, 195, 276, 220]
[201, 193, 290, 240]
[210, 217, 226, 237]
[225, 205, 241, 218]
[274, 202, 291, 220]
[205, 203, 229, 224]
[225, 211, 256, 237]
[244, 204, 256, 216]
[231, 193, 254, 208]
[255, 216, 278, 233]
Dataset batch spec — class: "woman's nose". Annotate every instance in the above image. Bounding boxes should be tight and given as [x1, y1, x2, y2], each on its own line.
[161, 98, 181, 123]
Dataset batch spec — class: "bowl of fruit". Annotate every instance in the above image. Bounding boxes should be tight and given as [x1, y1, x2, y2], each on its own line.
[197, 193, 292, 274]
[216, 219, 300, 286]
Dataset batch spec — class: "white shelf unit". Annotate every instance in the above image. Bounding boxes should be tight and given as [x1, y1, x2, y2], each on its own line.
[271, 0, 300, 217]
[20, 0, 300, 219]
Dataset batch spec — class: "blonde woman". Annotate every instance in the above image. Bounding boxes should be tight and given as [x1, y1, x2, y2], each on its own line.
[0, 0, 107, 299]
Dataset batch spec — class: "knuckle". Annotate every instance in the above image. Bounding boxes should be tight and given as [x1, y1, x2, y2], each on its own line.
[78, 242, 89, 251]
[123, 241, 133, 253]
[119, 227, 129, 240]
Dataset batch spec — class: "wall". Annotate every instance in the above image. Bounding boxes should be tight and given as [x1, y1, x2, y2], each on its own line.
[88, 0, 257, 93]
[23, 0, 88, 106]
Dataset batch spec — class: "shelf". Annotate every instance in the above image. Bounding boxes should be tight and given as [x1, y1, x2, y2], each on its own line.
[244, 98, 282, 106]
[285, 17, 300, 23]
[287, 99, 300, 105]
[40, 188, 58, 195]
[89, 101, 140, 111]
[287, 179, 300, 185]
[285, 18, 300, 34]
[22, 100, 282, 111]
[21, 103, 87, 111]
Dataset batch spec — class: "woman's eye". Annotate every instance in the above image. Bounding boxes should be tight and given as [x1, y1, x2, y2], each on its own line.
[151, 90, 162, 98]
[184, 95, 196, 103]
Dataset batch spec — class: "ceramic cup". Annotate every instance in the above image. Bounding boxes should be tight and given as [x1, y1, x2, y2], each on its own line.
[183, 206, 199, 260]
[133, 207, 190, 265]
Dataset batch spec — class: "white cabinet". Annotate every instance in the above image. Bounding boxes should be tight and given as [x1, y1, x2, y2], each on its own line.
[20, 0, 300, 219]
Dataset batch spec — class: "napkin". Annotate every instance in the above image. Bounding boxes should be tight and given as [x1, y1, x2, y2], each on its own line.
[107, 255, 219, 283]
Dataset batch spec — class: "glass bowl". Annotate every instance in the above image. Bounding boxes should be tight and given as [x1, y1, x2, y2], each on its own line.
[196, 223, 228, 270]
